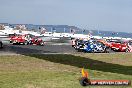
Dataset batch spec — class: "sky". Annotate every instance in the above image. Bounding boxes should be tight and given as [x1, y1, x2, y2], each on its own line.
[0, 0, 132, 32]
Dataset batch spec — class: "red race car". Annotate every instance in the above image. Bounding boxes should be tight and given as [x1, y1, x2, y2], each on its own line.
[10, 34, 45, 46]
[10, 34, 29, 45]
[110, 40, 127, 52]
[30, 36, 45, 46]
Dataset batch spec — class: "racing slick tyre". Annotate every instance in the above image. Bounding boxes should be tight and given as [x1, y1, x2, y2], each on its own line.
[28, 40, 32, 45]
[0, 41, 3, 48]
[105, 47, 114, 53]
[24, 41, 29, 45]
[10, 40, 13, 44]
[91, 49, 95, 53]
[125, 48, 129, 52]
[40, 42, 44, 46]
[77, 49, 83, 52]
[79, 77, 91, 86]
[104, 47, 110, 53]
[77, 49, 80, 52]
[83, 50, 87, 53]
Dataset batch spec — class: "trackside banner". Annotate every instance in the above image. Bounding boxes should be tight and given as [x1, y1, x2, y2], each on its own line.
[79, 68, 131, 86]
[89, 80, 130, 85]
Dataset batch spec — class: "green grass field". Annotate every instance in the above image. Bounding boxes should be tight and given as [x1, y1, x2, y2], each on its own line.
[0, 53, 132, 88]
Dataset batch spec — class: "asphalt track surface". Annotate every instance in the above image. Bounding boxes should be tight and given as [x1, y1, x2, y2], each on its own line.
[0, 44, 76, 55]
[0, 43, 119, 55]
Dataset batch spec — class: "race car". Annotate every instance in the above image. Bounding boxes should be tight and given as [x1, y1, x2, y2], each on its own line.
[98, 39, 111, 48]
[10, 34, 45, 46]
[83, 40, 109, 53]
[126, 41, 132, 52]
[30, 36, 45, 46]
[71, 39, 76, 47]
[110, 40, 127, 52]
[0, 41, 3, 48]
[74, 39, 87, 52]
[10, 34, 30, 45]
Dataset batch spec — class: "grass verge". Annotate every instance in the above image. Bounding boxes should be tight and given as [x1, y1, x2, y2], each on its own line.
[0, 54, 132, 88]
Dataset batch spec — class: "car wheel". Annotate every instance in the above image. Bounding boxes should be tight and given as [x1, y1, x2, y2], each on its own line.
[40, 42, 44, 46]
[10, 41, 12, 43]
[77, 49, 82, 52]
[0, 42, 3, 48]
[125, 48, 129, 52]
[24, 41, 28, 45]
[107, 47, 115, 53]
[104, 47, 109, 53]
[77, 49, 80, 52]
[91, 49, 95, 53]
[83, 50, 87, 53]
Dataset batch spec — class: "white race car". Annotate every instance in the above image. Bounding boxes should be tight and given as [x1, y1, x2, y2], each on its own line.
[126, 41, 132, 52]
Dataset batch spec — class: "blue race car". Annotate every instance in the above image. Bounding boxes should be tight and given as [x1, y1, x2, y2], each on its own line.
[83, 40, 108, 53]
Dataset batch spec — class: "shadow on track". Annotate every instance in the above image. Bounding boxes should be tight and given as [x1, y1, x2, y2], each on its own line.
[2, 45, 57, 54]
[27, 54, 132, 76]
[1, 44, 132, 76]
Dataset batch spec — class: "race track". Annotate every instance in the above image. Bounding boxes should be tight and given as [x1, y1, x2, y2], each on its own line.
[0, 42, 120, 55]
[0, 44, 76, 55]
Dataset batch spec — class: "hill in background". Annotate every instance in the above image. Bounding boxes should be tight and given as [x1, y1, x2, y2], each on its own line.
[1, 23, 132, 38]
